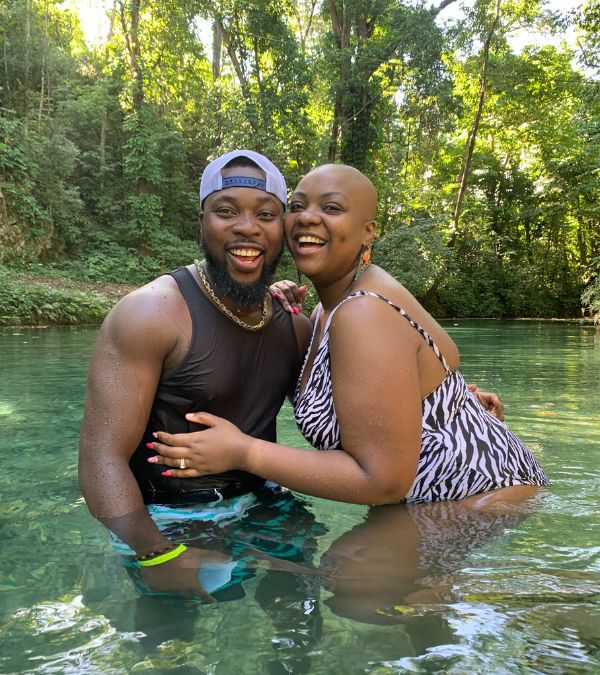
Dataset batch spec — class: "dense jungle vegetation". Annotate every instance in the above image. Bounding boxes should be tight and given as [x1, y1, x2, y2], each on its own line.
[0, 0, 598, 325]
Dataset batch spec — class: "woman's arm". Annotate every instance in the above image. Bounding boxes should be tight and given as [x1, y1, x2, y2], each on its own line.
[150, 295, 425, 505]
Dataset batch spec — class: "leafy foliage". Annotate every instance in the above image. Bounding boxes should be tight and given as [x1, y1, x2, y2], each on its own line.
[0, 0, 596, 323]
[582, 257, 600, 324]
[0, 265, 111, 325]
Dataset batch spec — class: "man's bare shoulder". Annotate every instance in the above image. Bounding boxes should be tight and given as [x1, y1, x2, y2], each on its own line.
[109, 274, 183, 322]
[100, 274, 186, 356]
[290, 311, 312, 357]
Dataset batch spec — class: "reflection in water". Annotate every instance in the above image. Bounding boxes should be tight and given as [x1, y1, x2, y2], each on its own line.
[1, 323, 599, 673]
[318, 490, 542, 625]
[82, 486, 544, 668]
[86, 490, 327, 674]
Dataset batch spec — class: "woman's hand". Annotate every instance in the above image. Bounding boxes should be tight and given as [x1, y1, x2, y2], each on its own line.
[270, 280, 307, 315]
[148, 412, 252, 477]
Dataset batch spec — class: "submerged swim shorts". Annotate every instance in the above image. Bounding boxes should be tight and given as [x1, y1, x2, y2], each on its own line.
[113, 487, 326, 597]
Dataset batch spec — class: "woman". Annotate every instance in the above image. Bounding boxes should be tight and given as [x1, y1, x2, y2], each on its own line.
[149, 163, 548, 505]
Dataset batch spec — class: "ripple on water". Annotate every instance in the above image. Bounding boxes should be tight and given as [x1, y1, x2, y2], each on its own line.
[1, 597, 144, 674]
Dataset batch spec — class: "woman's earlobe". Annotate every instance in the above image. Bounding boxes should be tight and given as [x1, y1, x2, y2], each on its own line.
[354, 242, 372, 281]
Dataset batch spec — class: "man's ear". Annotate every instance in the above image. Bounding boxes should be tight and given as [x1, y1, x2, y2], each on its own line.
[197, 212, 204, 245]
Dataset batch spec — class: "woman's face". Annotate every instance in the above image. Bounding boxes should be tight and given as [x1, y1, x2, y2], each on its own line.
[284, 165, 376, 285]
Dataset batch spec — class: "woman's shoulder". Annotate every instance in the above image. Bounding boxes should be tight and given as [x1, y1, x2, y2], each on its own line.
[329, 273, 422, 346]
[338, 265, 459, 370]
[350, 266, 416, 312]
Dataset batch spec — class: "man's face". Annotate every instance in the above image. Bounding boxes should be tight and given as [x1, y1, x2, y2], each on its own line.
[201, 165, 284, 305]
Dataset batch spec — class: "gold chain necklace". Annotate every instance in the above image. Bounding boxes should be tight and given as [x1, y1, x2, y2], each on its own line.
[194, 259, 269, 331]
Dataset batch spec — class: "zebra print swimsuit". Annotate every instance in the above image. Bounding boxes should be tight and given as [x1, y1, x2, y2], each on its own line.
[294, 291, 548, 503]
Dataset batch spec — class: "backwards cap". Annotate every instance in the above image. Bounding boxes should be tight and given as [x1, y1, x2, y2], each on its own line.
[199, 149, 287, 207]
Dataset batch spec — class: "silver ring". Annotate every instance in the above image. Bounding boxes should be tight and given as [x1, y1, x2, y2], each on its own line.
[179, 458, 187, 470]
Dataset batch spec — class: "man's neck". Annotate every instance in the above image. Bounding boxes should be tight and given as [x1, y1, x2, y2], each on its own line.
[193, 260, 271, 327]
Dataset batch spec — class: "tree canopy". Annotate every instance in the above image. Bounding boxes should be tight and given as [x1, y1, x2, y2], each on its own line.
[0, 0, 597, 318]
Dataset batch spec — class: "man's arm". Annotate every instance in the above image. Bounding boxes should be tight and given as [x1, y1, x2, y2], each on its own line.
[78, 282, 180, 554]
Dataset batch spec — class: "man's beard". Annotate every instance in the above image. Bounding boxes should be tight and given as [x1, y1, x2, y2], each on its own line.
[201, 234, 283, 307]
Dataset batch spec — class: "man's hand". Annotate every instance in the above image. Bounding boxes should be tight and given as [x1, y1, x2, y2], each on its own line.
[468, 384, 505, 422]
[270, 280, 307, 315]
[140, 546, 230, 600]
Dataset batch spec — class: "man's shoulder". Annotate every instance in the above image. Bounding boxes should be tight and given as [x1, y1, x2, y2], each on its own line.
[289, 310, 312, 357]
[103, 273, 186, 340]
[118, 273, 182, 309]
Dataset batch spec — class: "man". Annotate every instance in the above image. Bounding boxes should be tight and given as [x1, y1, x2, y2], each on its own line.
[79, 150, 312, 595]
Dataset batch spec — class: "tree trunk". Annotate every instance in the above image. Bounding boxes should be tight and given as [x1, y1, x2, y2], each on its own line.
[99, 2, 116, 187]
[212, 18, 223, 148]
[120, 0, 144, 112]
[212, 18, 222, 80]
[422, 0, 501, 307]
[577, 220, 587, 266]
[327, 0, 350, 163]
[217, 16, 259, 136]
[452, 0, 501, 235]
[339, 82, 373, 171]
[24, 0, 31, 126]
[328, 98, 342, 161]
[38, 0, 49, 126]
[120, 0, 148, 196]
[253, 38, 267, 130]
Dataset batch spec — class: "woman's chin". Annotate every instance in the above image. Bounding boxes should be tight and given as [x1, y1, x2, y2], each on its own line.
[293, 259, 319, 280]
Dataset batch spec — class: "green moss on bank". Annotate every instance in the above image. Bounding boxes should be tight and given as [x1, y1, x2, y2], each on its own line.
[0, 266, 128, 326]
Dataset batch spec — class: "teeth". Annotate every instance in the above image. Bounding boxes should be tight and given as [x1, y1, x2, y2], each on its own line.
[298, 236, 326, 245]
[230, 248, 261, 257]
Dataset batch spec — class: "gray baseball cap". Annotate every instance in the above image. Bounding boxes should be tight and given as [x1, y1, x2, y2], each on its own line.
[199, 149, 287, 207]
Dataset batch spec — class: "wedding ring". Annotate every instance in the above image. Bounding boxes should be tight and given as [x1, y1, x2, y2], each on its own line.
[179, 458, 187, 470]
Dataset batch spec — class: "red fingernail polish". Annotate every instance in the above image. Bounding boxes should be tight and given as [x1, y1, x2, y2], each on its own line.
[293, 307, 300, 315]
[148, 457, 158, 463]
[274, 291, 281, 298]
[161, 470, 171, 476]
[146, 442, 153, 449]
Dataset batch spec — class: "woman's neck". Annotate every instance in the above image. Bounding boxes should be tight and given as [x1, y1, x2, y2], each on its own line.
[314, 268, 362, 312]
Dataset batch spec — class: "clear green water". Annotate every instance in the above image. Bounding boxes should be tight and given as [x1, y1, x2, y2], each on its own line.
[0, 322, 599, 674]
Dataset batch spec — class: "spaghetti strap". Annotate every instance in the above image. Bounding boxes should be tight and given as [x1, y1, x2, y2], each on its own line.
[331, 290, 452, 374]
[294, 304, 323, 401]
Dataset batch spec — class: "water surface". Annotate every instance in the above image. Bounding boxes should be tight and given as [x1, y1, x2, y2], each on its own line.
[0, 321, 598, 674]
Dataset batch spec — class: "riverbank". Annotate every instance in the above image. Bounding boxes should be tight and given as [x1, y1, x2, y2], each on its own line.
[0, 267, 596, 327]
[0, 267, 136, 326]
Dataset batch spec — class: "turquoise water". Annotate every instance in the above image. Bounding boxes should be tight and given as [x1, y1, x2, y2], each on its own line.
[0, 321, 599, 674]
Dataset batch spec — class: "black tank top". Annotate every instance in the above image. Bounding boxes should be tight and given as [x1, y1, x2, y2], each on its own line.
[130, 266, 301, 504]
